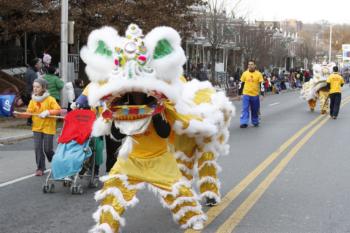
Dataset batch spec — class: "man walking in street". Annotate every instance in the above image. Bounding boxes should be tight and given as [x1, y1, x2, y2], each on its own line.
[327, 66, 344, 119]
[239, 60, 263, 128]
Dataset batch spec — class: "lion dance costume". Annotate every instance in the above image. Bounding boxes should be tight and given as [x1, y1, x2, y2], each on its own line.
[79, 24, 234, 233]
[301, 63, 334, 114]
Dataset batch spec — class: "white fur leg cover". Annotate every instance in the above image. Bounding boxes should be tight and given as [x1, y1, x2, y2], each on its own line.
[196, 150, 221, 203]
[148, 179, 207, 229]
[91, 174, 144, 233]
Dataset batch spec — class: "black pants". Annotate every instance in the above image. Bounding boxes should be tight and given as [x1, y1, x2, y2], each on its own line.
[33, 132, 54, 171]
[329, 93, 341, 117]
[105, 135, 122, 172]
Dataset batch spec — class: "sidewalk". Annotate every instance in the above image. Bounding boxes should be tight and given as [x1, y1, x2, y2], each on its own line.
[0, 117, 33, 144]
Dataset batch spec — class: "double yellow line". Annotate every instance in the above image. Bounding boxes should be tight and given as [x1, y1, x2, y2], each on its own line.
[185, 96, 350, 233]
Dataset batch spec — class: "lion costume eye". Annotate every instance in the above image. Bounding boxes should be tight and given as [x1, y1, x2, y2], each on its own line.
[153, 39, 173, 59]
[95, 40, 113, 57]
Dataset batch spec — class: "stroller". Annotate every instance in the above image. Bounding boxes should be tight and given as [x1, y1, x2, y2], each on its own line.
[43, 109, 101, 194]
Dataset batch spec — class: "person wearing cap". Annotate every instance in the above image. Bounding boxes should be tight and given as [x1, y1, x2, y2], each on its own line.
[327, 66, 345, 119]
[42, 53, 52, 74]
[14, 78, 61, 176]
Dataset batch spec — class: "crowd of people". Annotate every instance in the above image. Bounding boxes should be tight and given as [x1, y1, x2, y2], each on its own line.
[17, 54, 86, 176]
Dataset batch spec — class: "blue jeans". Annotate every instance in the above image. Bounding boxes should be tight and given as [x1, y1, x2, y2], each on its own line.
[240, 95, 260, 125]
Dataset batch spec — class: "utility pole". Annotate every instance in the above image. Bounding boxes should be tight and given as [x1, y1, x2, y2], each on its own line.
[329, 24, 332, 63]
[60, 0, 68, 107]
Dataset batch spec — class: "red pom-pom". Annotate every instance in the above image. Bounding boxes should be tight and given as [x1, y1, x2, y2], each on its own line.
[138, 55, 147, 62]
[102, 110, 113, 120]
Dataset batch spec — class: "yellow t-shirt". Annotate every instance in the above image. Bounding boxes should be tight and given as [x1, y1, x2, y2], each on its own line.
[129, 122, 168, 159]
[327, 73, 344, 94]
[240, 70, 263, 96]
[27, 96, 61, 135]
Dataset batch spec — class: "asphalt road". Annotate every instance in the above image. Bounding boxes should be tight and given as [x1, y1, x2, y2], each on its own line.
[1, 87, 350, 233]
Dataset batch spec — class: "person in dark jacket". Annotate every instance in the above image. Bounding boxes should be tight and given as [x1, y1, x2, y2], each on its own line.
[73, 79, 84, 100]
[25, 58, 42, 103]
[44, 66, 64, 102]
[24, 58, 42, 126]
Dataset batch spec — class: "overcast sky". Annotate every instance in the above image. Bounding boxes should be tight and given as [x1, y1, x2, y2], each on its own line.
[230, 0, 350, 24]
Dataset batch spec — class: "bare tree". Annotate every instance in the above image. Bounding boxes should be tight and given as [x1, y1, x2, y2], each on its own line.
[236, 22, 274, 70]
[200, 0, 244, 83]
[297, 31, 316, 68]
[199, 0, 226, 83]
[0, 0, 205, 41]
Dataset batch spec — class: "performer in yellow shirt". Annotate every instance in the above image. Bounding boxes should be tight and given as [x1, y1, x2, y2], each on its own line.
[239, 60, 263, 128]
[327, 66, 344, 119]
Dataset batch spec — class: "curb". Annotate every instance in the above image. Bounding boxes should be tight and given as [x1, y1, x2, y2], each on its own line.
[0, 133, 33, 144]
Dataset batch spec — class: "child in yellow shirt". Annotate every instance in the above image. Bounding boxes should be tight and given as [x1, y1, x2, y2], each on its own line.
[15, 78, 61, 176]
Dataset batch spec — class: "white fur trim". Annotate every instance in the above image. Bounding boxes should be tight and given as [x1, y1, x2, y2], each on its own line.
[161, 195, 200, 210]
[89, 223, 114, 233]
[173, 205, 203, 221]
[92, 205, 126, 226]
[174, 151, 195, 162]
[80, 26, 120, 83]
[117, 136, 134, 159]
[87, 75, 181, 107]
[180, 214, 207, 229]
[145, 26, 186, 83]
[92, 117, 112, 137]
[177, 164, 194, 176]
[200, 191, 221, 203]
[99, 174, 145, 190]
[197, 160, 222, 174]
[95, 187, 139, 208]
[99, 174, 127, 182]
[147, 179, 191, 198]
[197, 176, 220, 188]
[173, 119, 217, 138]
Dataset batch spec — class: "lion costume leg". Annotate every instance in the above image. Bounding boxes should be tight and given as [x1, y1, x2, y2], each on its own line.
[155, 180, 207, 229]
[174, 135, 197, 181]
[308, 99, 316, 111]
[197, 150, 221, 204]
[91, 152, 206, 233]
[90, 174, 142, 233]
[174, 135, 221, 203]
[319, 90, 329, 114]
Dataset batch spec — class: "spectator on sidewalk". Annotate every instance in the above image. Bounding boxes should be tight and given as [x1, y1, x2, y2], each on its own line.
[42, 53, 52, 74]
[304, 70, 311, 83]
[73, 79, 84, 100]
[44, 66, 64, 103]
[263, 75, 270, 93]
[327, 66, 344, 119]
[239, 60, 263, 128]
[24, 58, 42, 126]
[14, 78, 61, 176]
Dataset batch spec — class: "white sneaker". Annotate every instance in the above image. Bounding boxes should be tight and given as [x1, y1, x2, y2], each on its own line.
[192, 221, 204, 231]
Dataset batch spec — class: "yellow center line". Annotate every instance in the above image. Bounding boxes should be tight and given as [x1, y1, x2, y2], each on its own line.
[184, 95, 350, 233]
[215, 98, 350, 233]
